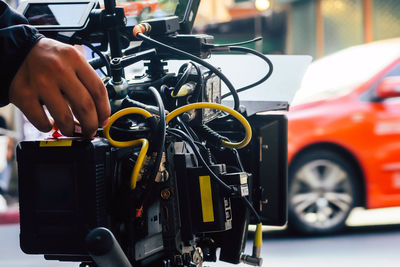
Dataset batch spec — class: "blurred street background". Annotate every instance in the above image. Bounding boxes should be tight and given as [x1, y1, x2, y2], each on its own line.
[2, 0, 400, 266]
[2, 206, 400, 267]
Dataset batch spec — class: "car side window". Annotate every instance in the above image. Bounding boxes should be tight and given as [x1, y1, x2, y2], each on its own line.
[361, 60, 400, 102]
[384, 62, 400, 78]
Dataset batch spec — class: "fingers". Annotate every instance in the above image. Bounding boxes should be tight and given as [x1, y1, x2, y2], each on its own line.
[39, 84, 75, 136]
[52, 47, 109, 136]
[60, 74, 99, 137]
[16, 98, 53, 133]
[75, 55, 111, 127]
[9, 38, 110, 137]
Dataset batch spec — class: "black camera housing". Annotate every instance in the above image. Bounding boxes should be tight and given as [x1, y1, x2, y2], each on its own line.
[15, 0, 288, 265]
[16, 112, 288, 261]
[17, 139, 113, 258]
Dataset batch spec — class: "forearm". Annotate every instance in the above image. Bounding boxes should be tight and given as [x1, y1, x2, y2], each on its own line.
[0, 0, 43, 106]
[3, 1, 110, 137]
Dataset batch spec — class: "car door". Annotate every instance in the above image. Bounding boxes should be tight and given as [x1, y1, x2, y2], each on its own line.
[366, 59, 400, 207]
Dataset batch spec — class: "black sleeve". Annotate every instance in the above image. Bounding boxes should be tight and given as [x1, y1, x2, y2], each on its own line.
[0, 1, 43, 106]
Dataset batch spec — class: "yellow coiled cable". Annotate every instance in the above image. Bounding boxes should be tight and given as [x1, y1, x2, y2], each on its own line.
[104, 102, 252, 189]
[166, 102, 252, 149]
[103, 107, 152, 190]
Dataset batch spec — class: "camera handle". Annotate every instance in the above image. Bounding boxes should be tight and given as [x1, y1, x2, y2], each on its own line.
[85, 227, 133, 267]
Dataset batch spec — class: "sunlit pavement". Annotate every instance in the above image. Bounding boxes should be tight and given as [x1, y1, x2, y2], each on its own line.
[2, 207, 400, 267]
[347, 206, 400, 227]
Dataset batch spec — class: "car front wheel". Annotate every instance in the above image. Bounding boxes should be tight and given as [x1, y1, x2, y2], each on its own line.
[138, 7, 151, 21]
[288, 149, 358, 235]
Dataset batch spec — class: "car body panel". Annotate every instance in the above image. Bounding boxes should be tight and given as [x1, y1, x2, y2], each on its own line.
[117, 0, 158, 17]
[288, 42, 400, 210]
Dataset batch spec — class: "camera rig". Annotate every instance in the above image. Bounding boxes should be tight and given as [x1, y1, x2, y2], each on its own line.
[16, 0, 287, 266]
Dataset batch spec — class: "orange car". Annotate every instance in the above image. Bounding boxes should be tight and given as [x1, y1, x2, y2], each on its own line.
[287, 38, 400, 234]
[116, 0, 158, 20]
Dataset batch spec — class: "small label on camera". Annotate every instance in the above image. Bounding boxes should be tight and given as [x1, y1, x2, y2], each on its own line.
[40, 140, 73, 147]
[199, 175, 215, 223]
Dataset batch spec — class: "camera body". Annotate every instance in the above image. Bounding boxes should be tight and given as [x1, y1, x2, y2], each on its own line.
[17, 116, 287, 265]
[18, 139, 113, 259]
[16, 1, 288, 266]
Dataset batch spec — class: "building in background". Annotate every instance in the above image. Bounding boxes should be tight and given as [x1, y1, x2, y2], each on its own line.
[195, 0, 287, 53]
[280, 0, 400, 58]
[196, 0, 400, 58]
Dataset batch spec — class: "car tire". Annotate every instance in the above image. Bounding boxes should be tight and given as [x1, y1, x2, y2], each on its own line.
[138, 7, 151, 21]
[288, 149, 358, 235]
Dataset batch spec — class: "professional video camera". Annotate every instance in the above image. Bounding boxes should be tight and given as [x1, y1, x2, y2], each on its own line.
[15, 0, 287, 266]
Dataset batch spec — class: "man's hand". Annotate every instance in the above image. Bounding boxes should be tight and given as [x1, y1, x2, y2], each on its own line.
[9, 38, 111, 137]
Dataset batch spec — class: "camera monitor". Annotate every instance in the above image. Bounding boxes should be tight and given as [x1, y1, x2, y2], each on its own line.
[121, 0, 200, 33]
[19, 0, 199, 33]
[19, 0, 96, 31]
[174, 0, 200, 33]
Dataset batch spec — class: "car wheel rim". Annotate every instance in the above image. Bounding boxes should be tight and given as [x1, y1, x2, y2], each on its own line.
[290, 159, 353, 230]
[139, 8, 151, 20]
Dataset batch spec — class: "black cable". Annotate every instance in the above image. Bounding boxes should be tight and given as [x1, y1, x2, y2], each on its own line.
[159, 84, 174, 109]
[203, 37, 263, 48]
[91, 51, 108, 77]
[99, 67, 108, 77]
[174, 61, 204, 103]
[129, 73, 174, 91]
[190, 62, 204, 102]
[243, 196, 261, 224]
[221, 46, 273, 100]
[110, 125, 149, 134]
[176, 116, 199, 142]
[82, 41, 112, 76]
[147, 86, 166, 182]
[168, 128, 261, 222]
[122, 43, 142, 56]
[167, 128, 234, 194]
[137, 33, 240, 111]
[193, 140, 209, 154]
[135, 87, 165, 211]
[172, 63, 193, 96]
[231, 148, 245, 172]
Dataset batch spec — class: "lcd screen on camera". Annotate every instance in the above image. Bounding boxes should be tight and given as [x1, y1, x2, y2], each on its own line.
[24, 2, 92, 28]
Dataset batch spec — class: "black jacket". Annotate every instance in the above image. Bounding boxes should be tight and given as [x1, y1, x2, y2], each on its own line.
[0, 1, 43, 106]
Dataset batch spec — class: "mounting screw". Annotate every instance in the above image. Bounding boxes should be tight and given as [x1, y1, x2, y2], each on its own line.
[161, 188, 172, 200]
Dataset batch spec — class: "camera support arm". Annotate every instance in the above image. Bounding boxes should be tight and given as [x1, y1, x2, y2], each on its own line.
[86, 227, 133, 267]
[110, 49, 157, 83]
[103, 0, 124, 59]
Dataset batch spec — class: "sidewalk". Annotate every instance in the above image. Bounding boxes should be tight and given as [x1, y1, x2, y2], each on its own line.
[0, 207, 19, 225]
[0, 194, 19, 224]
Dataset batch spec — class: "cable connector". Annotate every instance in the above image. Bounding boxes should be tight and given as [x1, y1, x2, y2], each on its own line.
[132, 23, 151, 39]
[203, 37, 263, 50]
[241, 223, 263, 266]
[171, 82, 197, 97]
[222, 172, 249, 198]
[192, 124, 229, 148]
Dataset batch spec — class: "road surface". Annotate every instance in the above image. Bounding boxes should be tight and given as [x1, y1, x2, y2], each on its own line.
[1, 221, 400, 267]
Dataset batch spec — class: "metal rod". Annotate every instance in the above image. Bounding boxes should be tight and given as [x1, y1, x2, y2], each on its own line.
[103, 0, 116, 14]
[86, 227, 132, 267]
[103, 0, 123, 59]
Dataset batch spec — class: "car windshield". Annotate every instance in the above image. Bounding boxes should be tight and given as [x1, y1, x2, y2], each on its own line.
[292, 39, 400, 106]
[115, 0, 180, 24]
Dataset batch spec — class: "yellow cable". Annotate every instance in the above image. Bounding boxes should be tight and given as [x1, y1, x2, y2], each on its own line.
[103, 107, 152, 190]
[254, 222, 263, 248]
[104, 108, 152, 147]
[166, 103, 252, 149]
